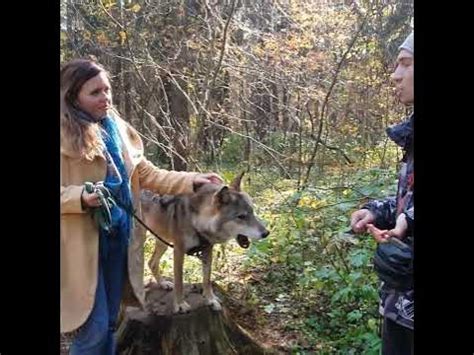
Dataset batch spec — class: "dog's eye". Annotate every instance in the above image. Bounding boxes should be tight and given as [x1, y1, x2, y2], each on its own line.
[237, 214, 247, 220]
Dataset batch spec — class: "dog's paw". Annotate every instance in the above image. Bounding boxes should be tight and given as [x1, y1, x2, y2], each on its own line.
[205, 296, 222, 311]
[173, 301, 191, 314]
[145, 278, 174, 291]
[158, 280, 174, 291]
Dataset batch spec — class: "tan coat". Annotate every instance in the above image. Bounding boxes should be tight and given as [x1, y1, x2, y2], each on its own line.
[60, 116, 197, 333]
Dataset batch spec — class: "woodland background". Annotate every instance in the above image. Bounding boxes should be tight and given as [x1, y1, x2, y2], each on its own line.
[61, 0, 413, 352]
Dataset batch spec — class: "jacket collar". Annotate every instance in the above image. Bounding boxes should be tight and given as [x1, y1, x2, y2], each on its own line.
[386, 113, 414, 150]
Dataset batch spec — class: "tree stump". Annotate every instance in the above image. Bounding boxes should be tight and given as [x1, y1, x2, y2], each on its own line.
[116, 282, 274, 355]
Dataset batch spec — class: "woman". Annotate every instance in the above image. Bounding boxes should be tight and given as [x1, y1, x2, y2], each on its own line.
[60, 58, 222, 354]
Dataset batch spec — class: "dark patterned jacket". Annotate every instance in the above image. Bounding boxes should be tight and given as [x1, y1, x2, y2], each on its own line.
[363, 113, 414, 330]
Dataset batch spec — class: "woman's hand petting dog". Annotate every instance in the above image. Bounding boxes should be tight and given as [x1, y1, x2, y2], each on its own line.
[193, 173, 224, 190]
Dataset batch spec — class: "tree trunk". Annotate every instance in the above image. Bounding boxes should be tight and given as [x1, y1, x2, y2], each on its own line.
[167, 74, 189, 171]
[116, 283, 273, 355]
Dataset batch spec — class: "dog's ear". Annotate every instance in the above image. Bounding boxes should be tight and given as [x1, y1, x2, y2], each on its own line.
[214, 186, 232, 205]
[230, 171, 245, 192]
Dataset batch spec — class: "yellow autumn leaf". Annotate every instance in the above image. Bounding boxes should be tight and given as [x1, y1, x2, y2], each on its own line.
[96, 32, 109, 46]
[103, 0, 115, 9]
[131, 4, 141, 13]
[119, 31, 127, 45]
[270, 256, 279, 263]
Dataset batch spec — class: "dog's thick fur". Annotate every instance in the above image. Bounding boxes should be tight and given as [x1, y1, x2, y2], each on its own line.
[141, 173, 269, 313]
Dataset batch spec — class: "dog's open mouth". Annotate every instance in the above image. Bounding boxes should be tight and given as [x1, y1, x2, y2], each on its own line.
[236, 234, 250, 248]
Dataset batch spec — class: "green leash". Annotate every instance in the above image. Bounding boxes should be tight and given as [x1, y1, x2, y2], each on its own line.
[83, 181, 174, 248]
[83, 182, 208, 258]
[84, 181, 117, 233]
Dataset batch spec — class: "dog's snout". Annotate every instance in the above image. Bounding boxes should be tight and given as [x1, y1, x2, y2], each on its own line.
[261, 230, 270, 239]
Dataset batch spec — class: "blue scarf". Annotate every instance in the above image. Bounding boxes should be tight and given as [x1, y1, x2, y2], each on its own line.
[99, 116, 133, 246]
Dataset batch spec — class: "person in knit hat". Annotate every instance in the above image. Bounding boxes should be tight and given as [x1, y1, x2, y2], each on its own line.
[350, 31, 414, 354]
[393, 32, 414, 106]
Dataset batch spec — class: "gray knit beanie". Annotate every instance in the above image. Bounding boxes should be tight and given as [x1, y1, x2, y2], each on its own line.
[399, 32, 414, 54]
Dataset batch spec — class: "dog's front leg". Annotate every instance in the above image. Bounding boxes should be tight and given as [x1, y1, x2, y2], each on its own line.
[201, 245, 221, 311]
[172, 243, 191, 313]
[147, 240, 173, 290]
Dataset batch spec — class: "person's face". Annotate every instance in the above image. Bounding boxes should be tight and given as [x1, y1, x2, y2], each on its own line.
[391, 49, 414, 106]
[76, 72, 112, 120]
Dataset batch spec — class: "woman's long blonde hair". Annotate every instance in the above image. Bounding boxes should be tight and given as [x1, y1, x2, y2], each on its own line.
[60, 59, 109, 160]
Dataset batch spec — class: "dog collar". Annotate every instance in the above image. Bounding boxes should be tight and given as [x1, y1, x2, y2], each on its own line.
[186, 231, 211, 259]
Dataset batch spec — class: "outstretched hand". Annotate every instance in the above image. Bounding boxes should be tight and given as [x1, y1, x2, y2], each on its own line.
[366, 213, 408, 243]
[350, 209, 376, 234]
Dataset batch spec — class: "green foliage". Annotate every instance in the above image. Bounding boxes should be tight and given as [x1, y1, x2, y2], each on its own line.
[234, 164, 396, 352]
